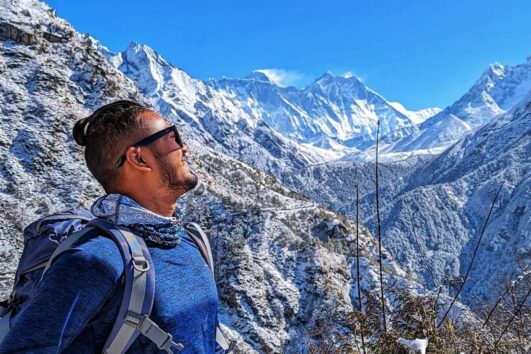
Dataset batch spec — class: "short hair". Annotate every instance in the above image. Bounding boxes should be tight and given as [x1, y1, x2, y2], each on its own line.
[72, 100, 150, 192]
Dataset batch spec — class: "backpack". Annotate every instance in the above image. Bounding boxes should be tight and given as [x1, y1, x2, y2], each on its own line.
[0, 209, 229, 353]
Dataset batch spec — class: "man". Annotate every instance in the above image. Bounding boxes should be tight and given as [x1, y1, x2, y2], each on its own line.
[0, 100, 225, 353]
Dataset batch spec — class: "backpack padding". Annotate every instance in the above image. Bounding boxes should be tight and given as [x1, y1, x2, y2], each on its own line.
[41, 227, 95, 279]
[16, 212, 93, 286]
[35, 214, 92, 234]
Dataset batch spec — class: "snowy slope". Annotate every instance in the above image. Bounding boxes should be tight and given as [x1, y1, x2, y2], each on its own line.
[394, 93, 531, 302]
[388, 101, 441, 125]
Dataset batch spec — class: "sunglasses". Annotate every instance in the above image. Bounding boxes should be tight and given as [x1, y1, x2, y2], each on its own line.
[115, 125, 184, 168]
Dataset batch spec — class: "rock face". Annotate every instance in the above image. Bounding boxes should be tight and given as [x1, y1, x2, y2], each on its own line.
[0, 22, 36, 44]
[0, 1, 422, 352]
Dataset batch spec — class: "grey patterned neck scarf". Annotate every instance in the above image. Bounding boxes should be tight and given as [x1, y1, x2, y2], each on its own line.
[91, 194, 185, 248]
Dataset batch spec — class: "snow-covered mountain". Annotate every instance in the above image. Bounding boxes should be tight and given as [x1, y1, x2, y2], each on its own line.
[376, 91, 531, 304]
[379, 58, 531, 154]
[107, 42, 341, 175]
[210, 72, 439, 151]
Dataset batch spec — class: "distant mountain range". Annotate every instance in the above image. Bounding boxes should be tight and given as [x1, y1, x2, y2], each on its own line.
[377, 57, 531, 155]
[110, 41, 530, 165]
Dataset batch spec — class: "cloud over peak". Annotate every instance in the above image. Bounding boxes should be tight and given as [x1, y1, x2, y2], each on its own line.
[254, 68, 305, 87]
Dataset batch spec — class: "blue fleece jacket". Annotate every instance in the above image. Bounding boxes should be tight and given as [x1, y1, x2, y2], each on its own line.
[0, 194, 224, 353]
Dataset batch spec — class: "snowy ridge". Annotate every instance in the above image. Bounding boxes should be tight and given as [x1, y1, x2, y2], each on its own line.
[210, 71, 440, 152]
[378, 57, 531, 155]
[388, 101, 442, 125]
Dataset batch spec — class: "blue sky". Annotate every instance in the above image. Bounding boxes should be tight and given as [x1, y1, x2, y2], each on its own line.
[46, 0, 531, 110]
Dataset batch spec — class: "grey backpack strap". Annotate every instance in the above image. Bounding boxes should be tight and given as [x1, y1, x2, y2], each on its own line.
[184, 223, 229, 351]
[184, 222, 214, 276]
[88, 219, 183, 354]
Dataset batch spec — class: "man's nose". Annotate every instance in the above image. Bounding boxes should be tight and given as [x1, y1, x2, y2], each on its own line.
[181, 144, 189, 155]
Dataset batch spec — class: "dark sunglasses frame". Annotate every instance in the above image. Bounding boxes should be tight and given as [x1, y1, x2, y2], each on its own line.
[115, 125, 184, 168]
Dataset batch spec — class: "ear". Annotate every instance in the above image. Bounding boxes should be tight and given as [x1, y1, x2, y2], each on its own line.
[125, 147, 152, 172]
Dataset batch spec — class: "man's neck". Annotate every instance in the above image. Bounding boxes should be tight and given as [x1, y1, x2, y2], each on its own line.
[124, 192, 178, 217]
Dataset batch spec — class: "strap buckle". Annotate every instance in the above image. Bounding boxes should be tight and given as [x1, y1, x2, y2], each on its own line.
[132, 314, 184, 352]
[159, 334, 184, 353]
[124, 311, 145, 327]
[132, 255, 150, 272]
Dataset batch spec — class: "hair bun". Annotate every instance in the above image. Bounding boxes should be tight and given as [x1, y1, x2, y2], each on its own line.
[72, 117, 91, 146]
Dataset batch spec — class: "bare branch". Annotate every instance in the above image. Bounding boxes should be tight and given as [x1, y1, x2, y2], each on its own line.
[375, 119, 387, 333]
[438, 183, 504, 328]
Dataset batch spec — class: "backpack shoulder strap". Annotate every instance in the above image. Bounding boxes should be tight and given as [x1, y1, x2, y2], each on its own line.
[183, 223, 229, 351]
[183, 222, 214, 277]
[88, 219, 183, 354]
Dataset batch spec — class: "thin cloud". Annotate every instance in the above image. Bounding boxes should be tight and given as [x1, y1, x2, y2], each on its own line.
[342, 70, 366, 82]
[255, 68, 305, 87]
[342, 71, 354, 79]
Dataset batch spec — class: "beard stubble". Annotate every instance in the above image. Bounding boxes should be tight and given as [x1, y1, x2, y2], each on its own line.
[158, 156, 198, 194]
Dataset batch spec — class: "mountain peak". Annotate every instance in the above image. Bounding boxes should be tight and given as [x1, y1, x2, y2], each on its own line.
[315, 71, 335, 83]
[479, 63, 506, 82]
[488, 63, 505, 77]
[245, 70, 276, 84]
[125, 41, 157, 59]
[314, 71, 363, 86]
[121, 41, 179, 73]
[119, 41, 173, 95]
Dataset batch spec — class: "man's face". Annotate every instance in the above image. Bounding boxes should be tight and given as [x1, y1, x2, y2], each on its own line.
[140, 112, 198, 195]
